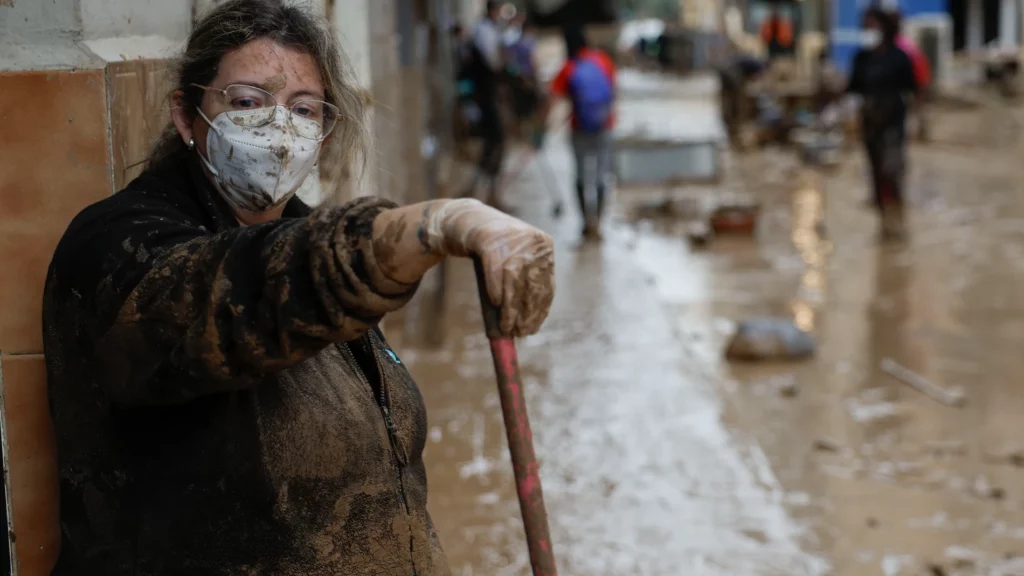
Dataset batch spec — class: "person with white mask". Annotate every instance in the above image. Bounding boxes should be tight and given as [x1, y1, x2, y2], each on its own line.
[41, 1, 554, 575]
[847, 7, 918, 241]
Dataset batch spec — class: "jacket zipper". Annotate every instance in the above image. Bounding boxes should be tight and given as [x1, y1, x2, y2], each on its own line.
[341, 339, 417, 575]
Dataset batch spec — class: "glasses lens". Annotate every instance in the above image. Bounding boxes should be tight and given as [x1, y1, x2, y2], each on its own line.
[290, 100, 340, 139]
[223, 85, 276, 126]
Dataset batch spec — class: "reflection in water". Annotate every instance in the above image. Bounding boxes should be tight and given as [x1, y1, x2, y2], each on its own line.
[790, 174, 829, 333]
[398, 93, 1024, 575]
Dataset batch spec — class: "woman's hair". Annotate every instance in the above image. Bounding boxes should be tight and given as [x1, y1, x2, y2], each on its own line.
[148, 0, 369, 175]
[863, 6, 899, 43]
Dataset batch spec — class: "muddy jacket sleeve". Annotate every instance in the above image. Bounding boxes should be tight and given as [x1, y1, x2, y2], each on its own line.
[49, 193, 417, 404]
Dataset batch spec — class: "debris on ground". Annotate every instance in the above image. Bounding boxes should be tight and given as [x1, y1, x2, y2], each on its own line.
[845, 397, 905, 425]
[777, 377, 800, 397]
[872, 460, 927, 482]
[754, 373, 801, 397]
[686, 220, 713, 247]
[881, 554, 916, 576]
[983, 446, 1024, 467]
[709, 203, 760, 235]
[925, 440, 968, 458]
[740, 529, 770, 545]
[725, 318, 816, 361]
[945, 545, 983, 569]
[813, 437, 842, 453]
[972, 475, 1006, 501]
[881, 358, 967, 407]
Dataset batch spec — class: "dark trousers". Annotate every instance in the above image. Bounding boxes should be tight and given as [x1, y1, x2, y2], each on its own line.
[863, 120, 906, 210]
[476, 96, 505, 181]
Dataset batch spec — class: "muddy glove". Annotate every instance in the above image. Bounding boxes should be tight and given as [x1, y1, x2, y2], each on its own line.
[423, 199, 555, 337]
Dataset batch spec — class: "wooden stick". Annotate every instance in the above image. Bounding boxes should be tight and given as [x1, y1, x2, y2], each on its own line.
[881, 358, 967, 407]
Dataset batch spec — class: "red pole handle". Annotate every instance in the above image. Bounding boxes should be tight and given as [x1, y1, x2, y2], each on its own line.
[472, 257, 558, 576]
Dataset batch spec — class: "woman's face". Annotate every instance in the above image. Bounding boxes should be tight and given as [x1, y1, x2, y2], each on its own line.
[172, 38, 326, 163]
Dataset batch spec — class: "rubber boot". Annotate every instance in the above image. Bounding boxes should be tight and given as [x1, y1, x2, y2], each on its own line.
[577, 182, 594, 238]
[880, 202, 906, 243]
[592, 185, 606, 240]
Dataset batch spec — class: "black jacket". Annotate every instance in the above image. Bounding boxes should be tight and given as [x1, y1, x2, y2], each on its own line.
[43, 149, 450, 575]
[848, 45, 918, 130]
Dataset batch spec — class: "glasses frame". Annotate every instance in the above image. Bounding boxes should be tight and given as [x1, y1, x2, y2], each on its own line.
[191, 83, 340, 141]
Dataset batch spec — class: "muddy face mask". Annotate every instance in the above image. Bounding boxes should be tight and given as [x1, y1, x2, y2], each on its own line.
[197, 107, 321, 213]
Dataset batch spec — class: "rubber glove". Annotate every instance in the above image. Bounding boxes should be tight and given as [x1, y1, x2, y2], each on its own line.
[422, 199, 555, 337]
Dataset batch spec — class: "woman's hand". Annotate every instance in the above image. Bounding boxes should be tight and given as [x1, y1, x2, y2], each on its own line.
[371, 199, 554, 337]
[422, 199, 555, 337]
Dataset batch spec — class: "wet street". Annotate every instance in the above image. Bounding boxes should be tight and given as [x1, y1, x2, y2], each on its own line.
[397, 74, 1024, 575]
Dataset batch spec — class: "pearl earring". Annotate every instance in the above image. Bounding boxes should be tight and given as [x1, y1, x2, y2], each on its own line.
[187, 137, 195, 151]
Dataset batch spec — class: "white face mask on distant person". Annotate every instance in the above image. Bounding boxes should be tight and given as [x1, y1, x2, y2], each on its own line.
[197, 107, 321, 213]
[861, 29, 882, 48]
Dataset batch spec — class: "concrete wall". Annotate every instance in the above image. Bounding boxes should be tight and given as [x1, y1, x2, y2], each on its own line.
[0, 0, 99, 72]
[80, 0, 191, 44]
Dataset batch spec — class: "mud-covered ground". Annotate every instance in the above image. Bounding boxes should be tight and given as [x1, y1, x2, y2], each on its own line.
[397, 72, 1024, 575]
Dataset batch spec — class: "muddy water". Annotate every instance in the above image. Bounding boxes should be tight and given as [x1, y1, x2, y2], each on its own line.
[398, 86, 1024, 575]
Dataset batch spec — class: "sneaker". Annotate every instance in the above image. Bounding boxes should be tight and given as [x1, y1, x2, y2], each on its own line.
[880, 203, 906, 243]
[582, 221, 603, 240]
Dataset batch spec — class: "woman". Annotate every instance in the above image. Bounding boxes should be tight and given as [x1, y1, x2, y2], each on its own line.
[42, 1, 554, 574]
[847, 7, 918, 241]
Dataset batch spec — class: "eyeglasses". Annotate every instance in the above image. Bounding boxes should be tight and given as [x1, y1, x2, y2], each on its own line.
[191, 83, 340, 141]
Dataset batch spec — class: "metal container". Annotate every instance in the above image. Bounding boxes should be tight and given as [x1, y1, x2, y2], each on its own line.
[614, 139, 722, 185]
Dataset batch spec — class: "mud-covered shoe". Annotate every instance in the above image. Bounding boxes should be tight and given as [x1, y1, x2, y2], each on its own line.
[880, 203, 907, 243]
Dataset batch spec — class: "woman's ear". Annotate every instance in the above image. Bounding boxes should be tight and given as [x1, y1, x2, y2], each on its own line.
[170, 90, 194, 145]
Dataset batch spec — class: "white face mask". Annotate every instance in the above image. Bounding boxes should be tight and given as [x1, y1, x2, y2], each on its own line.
[861, 29, 882, 48]
[197, 107, 321, 213]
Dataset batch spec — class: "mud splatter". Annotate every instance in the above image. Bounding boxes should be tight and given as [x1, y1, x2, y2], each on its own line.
[372, 213, 409, 281]
[263, 73, 288, 95]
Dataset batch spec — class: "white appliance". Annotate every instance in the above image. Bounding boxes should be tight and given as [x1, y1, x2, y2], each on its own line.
[903, 14, 955, 91]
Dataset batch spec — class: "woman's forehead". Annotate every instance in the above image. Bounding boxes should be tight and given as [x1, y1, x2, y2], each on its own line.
[215, 38, 324, 95]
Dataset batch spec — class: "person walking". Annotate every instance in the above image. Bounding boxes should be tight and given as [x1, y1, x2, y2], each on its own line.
[507, 18, 543, 127]
[544, 25, 617, 239]
[718, 53, 767, 147]
[464, 0, 508, 208]
[42, 1, 555, 574]
[847, 7, 918, 241]
[759, 6, 795, 60]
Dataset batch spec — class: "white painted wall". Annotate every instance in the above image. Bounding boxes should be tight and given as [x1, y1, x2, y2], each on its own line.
[80, 0, 191, 42]
[332, 0, 373, 87]
[967, 0, 983, 50]
[79, 0, 190, 60]
[1000, 0, 1019, 47]
[0, 0, 79, 39]
[459, 0, 484, 26]
[0, 0, 100, 71]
